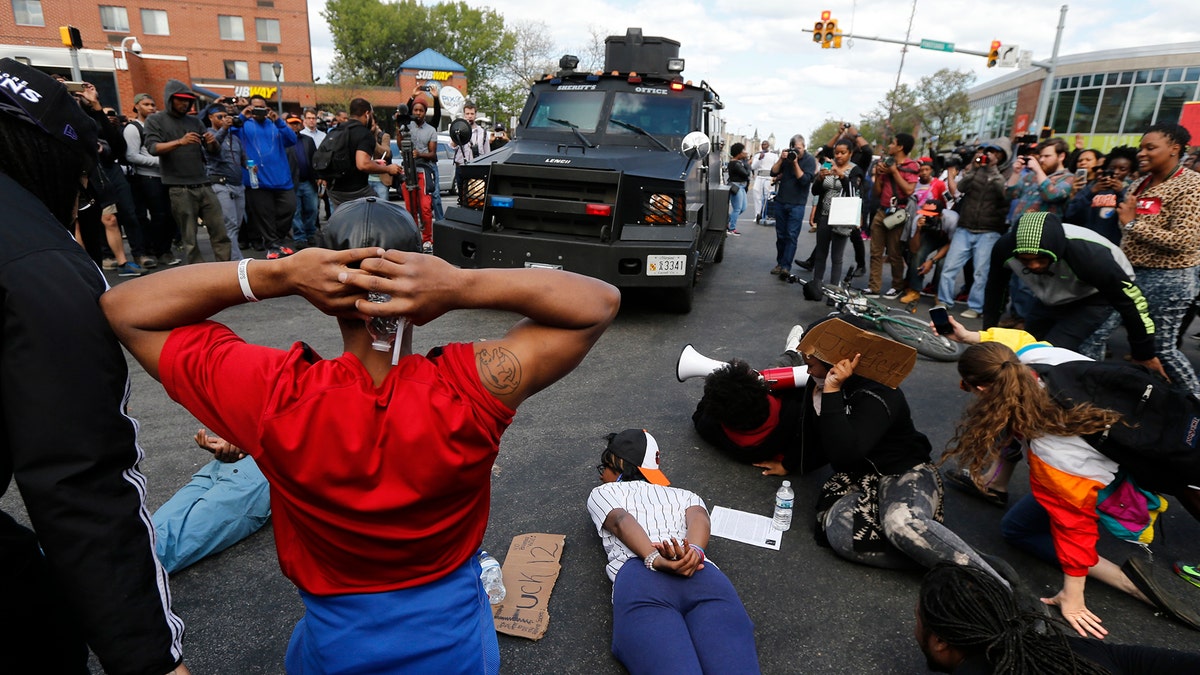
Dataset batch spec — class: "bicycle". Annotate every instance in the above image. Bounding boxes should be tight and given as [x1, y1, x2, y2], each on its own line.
[785, 277, 962, 361]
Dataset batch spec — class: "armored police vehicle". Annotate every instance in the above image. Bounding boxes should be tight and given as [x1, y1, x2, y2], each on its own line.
[433, 28, 727, 312]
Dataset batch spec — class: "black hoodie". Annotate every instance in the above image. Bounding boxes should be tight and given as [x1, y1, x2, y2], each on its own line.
[142, 79, 212, 185]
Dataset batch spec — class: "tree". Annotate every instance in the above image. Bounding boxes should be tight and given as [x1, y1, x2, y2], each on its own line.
[913, 68, 975, 145]
[323, 0, 429, 86]
[809, 118, 845, 149]
[859, 83, 921, 146]
[576, 25, 611, 73]
[475, 20, 557, 122]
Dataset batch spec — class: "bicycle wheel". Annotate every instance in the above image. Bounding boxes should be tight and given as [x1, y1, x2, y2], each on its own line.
[881, 312, 963, 361]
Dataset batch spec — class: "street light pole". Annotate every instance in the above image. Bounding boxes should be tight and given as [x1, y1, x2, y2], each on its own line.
[272, 61, 283, 115]
[1032, 5, 1069, 134]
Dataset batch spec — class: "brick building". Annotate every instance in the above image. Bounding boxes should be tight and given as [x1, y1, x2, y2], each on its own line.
[1, 0, 406, 115]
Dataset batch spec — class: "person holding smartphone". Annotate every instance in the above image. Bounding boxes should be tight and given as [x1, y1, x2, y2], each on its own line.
[1066, 146, 1136, 245]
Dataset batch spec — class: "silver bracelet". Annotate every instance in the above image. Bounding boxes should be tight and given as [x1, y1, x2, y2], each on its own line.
[237, 258, 260, 303]
[643, 550, 661, 572]
[1123, 219, 1137, 231]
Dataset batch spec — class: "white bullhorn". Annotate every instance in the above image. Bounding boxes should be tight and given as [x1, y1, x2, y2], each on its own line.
[676, 344, 728, 382]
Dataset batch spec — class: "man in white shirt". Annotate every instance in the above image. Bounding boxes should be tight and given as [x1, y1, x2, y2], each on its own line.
[749, 140, 779, 223]
[300, 108, 326, 147]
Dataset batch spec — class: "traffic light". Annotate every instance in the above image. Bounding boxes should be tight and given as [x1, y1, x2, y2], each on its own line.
[813, 21, 824, 44]
[987, 40, 1001, 68]
[59, 25, 83, 49]
[825, 19, 839, 48]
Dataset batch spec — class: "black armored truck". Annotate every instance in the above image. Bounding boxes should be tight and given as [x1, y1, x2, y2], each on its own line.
[433, 28, 728, 312]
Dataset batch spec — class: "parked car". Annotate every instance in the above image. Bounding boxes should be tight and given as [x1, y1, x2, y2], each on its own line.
[389, 134, 456, 196]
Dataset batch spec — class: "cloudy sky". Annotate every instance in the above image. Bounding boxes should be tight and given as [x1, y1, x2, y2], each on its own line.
[305, 0, 1200, 141]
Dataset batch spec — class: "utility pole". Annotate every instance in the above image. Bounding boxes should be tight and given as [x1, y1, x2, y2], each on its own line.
[1032, 5, 1069, 133]
[886, 0, 920, 127]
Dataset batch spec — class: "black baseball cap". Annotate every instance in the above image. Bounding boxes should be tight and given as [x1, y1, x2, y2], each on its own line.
[0, 58, 99, 169]
[319, 197, 421, 252]
[606, 429, 669, 485]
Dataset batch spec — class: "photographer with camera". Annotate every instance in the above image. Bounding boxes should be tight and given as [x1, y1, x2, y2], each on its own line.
[399, 98, 439, 252]
[450, 102, 489, 196]
[935, 139, 1011, 318]
[867, 133, 920, 299]
[768, 134, 818, 276]
[233, 96, 298, 260]
[1066, 146, 1136, 245]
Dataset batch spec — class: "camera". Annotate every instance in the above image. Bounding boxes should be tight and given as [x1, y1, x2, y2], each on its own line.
[974, 154, 989, 166]
[883, 155, 896, 167]
[251, 106, 269, 118]
[841, 122, 852, 130]
[393, 103, 412, 128]
[1015, 133, 1039, 158]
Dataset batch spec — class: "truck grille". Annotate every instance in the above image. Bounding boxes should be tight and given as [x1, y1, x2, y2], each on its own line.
[487, 164, 620, 238]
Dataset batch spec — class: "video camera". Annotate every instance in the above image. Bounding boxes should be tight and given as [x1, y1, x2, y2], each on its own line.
[250, 106, 270, 119]
[393, 103, 412, 128]
[1015, 134, 1039, 158]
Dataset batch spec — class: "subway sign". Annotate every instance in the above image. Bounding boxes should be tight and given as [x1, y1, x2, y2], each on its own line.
[413, 69, 453, 81]
[233, 85, 278, 99]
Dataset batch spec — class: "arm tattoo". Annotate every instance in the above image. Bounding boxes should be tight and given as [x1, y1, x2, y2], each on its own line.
[477, 346, 522, 395]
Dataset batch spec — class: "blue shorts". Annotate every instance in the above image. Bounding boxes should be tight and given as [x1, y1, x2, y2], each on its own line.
[286, 556, 500, 674]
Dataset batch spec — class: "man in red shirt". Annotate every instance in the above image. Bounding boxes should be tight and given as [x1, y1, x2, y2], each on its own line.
[102, 197, 620, 673]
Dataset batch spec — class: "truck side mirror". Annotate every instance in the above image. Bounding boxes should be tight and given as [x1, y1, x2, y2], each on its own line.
[681, 131, 710, 160]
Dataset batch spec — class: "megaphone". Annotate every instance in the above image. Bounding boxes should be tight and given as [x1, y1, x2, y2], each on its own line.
[676, 344, 809, 390]
[676, 344, 727, 382]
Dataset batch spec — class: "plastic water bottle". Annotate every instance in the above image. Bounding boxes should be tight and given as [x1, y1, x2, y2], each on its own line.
[247, 159, 259, 189]
[479, 550, 506, 605]
[364, 291, 399, 352]
[772, 480, 794, 531]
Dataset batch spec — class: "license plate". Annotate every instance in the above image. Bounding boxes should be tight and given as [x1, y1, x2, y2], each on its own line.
[524, 262, 563, 270]
[646, 255, 686, 276]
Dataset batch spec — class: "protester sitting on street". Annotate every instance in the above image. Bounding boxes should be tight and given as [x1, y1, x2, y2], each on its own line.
[916, 564, 1200, 674]
[153, 429, 270, 574]
[746, 319, 1009, 587]
[981, 211, 1161, 375]
[941, 320, 1200, 637]
[101, 196, 619, 673]
[587, 429, 761, 675]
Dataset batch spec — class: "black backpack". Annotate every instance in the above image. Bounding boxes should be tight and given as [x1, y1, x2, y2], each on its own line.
[1032, 361, 1200, 492]
[312, 121, 357, 180]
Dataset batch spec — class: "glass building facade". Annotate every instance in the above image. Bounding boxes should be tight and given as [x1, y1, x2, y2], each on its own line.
[1049, 66, 1200, 136]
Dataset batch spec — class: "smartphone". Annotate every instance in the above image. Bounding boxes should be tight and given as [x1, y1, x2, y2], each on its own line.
[929, 306, 953, 336]
[1074, 168, 1088, 182]
[822, 161, 833, 170]
[64, 81, 87, 93]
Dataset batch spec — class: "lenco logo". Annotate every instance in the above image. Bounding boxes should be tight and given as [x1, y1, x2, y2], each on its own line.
[557, 84, 596, 91]
[0, 72, 43, 103]
[544, 158, 572, 164]
[635, 87, 668, 95]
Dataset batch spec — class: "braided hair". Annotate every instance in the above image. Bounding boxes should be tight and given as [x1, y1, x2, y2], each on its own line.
[918, 564, 1110, 675]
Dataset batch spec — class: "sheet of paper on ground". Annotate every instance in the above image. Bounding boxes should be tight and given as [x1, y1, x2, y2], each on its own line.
[710, 506, 783, 550]
[491, 533, 565, 640]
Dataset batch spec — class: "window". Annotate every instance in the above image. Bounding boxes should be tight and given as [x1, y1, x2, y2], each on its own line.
[1094, 87, 1129, 134]
[224, 60, 249, 80]
[141, 9, 168, 35]
[99, 5, 129, 32]
[259, 62, 283, 81]
[1051, 91, 1075, 137]
[255, 18, 280, 43]
[12, 0, 44, 26]
[1069, 88, 1100, 134]
[1124, 85, 1161, 133]
[1156, 84, 1197, 127]
[218, 15, 244, 41]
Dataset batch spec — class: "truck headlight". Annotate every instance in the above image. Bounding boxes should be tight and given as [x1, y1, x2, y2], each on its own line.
[643, 192, 684, 224]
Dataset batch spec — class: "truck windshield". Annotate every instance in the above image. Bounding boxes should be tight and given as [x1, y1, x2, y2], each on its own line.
[527, 91, 606, 132]
[606, 92, 693, 137]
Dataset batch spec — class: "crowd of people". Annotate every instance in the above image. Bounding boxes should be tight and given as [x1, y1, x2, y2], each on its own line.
[65, 78, 501, 275]
[3, 59, 1200, 674]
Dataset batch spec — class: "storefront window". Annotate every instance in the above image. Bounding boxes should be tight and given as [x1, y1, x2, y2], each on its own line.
[1156, 83, 1197, 126]
[1094, 87, 1129, 134]
[1124, 85, 1161, 134]
[1070, 88, 1100, 134]
[1051, 91, 1075, 136]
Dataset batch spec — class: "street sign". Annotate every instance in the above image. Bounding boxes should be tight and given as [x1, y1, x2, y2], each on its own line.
[998, 44, 1020, 68]
[1018, 49, 1033, 69]
[919, 39, 955, 53]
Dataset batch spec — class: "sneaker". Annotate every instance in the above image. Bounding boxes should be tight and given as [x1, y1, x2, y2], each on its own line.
[137, 255, 158, 269]
[960, 308, 980, 319]
[883, 288, 901, 300]
[784, 325, 805, 353]
[955, 290, 969, 303]
[1122, 556, 1200, 630]
[422, 241, 434, 254]
[944, 469, 1009, 508]
[769, 265, 784, 275]
[921, 283, 936, 297]
[278, 246, 295, 257]
[159, 253, 182, 266]
[793, 258, 814, 271]
[1176, 561, 1200, 589]
[899, 289, 921, 304]
[102, 257, 118, 270]
[863, 289, 881, 298]
[851, 266, 866, 278]
[266, 248, 283, 260]
[1190, 333, 1200, 342]
[727, 229, 741, 236]
[116, 262, 145, 277]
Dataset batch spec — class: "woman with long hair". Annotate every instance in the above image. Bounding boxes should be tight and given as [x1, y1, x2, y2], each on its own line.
[587, 429, 760, 674]
[807, 138, 865, 287]
[942, 320, 1200, 638]
[1116, 123, 1200, 395]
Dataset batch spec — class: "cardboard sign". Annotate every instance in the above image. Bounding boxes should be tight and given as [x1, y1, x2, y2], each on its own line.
[491, 533, 565, 640]
[797, 318, 917, 388]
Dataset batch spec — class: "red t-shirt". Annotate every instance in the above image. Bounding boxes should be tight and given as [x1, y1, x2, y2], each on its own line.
[160, 321, 515, 595]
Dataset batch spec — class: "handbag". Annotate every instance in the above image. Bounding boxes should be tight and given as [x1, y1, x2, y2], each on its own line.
[882, 207, 908, 230]
[827, 180, 861, 237]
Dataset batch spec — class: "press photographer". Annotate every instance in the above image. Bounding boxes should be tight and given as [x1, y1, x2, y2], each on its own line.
[768, 134, 817, 277]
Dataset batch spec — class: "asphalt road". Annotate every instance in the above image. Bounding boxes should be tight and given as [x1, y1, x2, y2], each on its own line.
[5, 216, 1199, 674]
